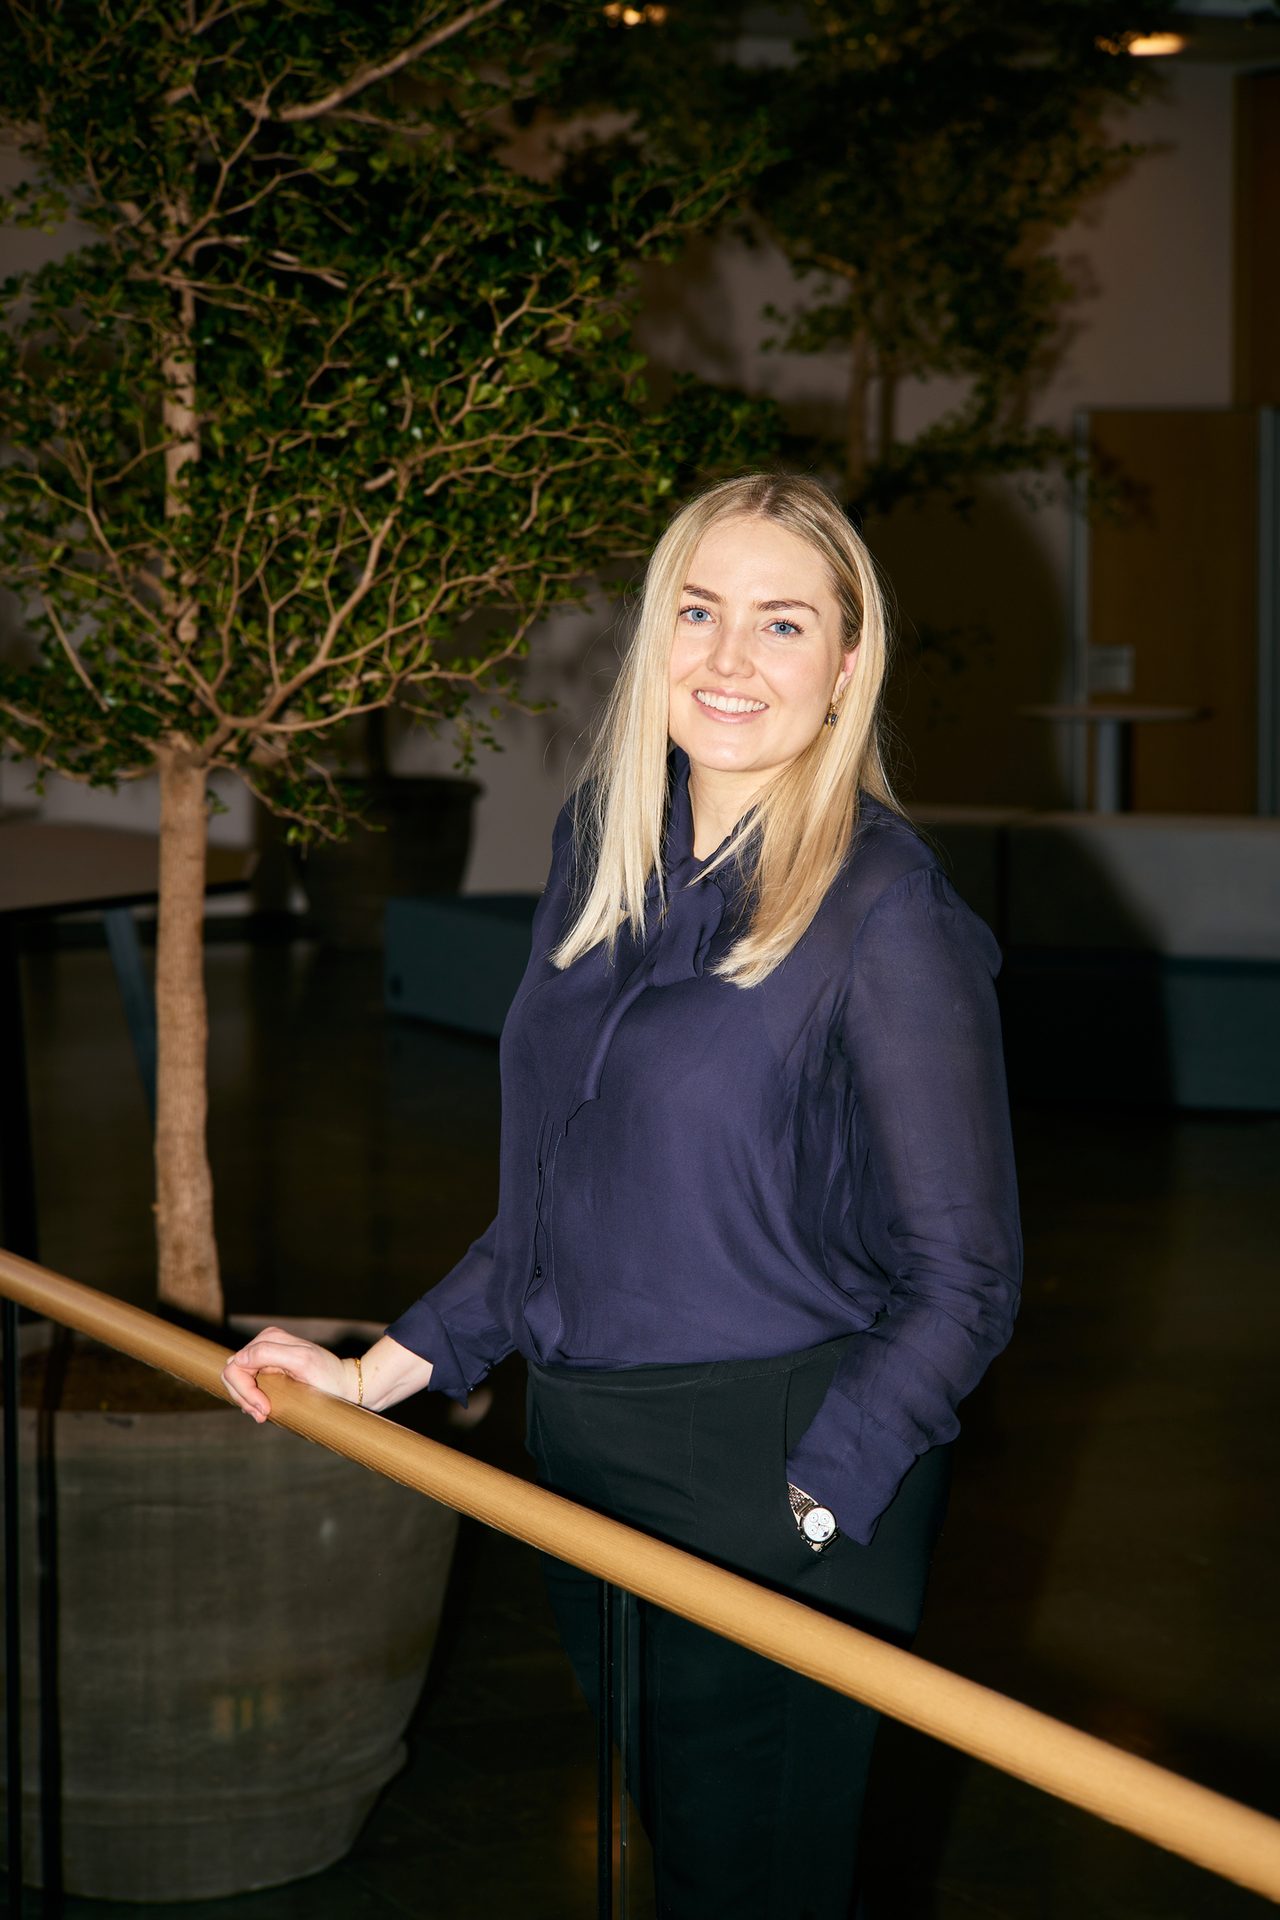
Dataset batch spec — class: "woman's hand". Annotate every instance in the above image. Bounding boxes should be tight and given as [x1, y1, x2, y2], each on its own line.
[222, 1330, 435, 1423]
[221, 1327, 353, 1424]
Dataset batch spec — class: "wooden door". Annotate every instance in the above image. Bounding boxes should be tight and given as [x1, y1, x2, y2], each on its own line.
[1086, 408, 1258, 814]
[1235, 69, 1280, 409]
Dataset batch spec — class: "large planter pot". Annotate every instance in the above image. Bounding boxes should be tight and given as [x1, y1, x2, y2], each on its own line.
[298, 775, 482, 951]
[1, 1320, 459, 1901]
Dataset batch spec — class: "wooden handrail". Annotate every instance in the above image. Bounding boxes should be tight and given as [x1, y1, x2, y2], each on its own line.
[2, 1248, 1278, 1904]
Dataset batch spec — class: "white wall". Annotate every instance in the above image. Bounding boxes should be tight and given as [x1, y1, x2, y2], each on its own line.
[0, 58, 1249, 889]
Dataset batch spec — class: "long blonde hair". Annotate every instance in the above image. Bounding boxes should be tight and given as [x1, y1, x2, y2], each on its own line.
[552, 471, 898, 988]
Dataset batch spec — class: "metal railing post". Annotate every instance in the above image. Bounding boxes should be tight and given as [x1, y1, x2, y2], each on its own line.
[596, 1581, 614, 1918]
[616, 1588, 634, 1919]
[3, 1296, 23, 1915]
[35, 1334, 68, 1911]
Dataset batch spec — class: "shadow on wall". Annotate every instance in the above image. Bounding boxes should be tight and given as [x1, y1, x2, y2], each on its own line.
[1009, 821, 1175, 1113]
[871, 482, 1074, 813]
[637, 229, 1078, 816]
[924, 811, 1176, 1109]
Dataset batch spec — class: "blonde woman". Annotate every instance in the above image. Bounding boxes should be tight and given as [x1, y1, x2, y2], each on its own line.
[225, 472, 1022, 1918]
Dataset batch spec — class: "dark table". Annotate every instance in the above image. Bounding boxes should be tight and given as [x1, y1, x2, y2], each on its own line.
[0, 818, 254, 1261]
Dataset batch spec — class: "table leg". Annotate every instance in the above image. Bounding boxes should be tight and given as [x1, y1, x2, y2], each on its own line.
[1093, 717, 1134, 812]
[598, 1581, 614, 1917]
[3, 1295, 25, 1913]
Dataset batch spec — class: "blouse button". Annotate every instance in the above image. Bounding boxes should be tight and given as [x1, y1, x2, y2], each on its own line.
[533, 1264, 543, 1278]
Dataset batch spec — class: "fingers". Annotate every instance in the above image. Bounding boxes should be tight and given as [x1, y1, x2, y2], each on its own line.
[235, 1326, 308, 1358]
[220, 1332, 346, 1422]
[221, 1333, 303, 1423]
[221, 1357, 273, 1424]
[230, 1335, 320, 1380]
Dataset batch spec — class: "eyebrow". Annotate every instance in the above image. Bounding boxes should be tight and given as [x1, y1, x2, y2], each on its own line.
[682, 583, 821, 618]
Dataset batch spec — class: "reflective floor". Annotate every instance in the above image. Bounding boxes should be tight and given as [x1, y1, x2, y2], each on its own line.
[9, 938, 1279, 1918]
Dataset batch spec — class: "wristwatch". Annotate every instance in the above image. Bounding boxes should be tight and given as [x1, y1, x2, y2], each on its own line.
[787, 1482, 838, 1553]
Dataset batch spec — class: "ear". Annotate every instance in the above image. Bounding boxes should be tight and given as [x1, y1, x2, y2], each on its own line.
[835, 647, 858, 696]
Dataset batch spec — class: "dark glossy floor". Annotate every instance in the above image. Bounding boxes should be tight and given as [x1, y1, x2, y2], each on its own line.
[8, 939, 1280, 1918]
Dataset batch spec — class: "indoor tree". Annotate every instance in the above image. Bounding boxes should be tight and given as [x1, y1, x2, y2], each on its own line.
[0, 0, 778, 1325]
[559, 0, 1167, 516]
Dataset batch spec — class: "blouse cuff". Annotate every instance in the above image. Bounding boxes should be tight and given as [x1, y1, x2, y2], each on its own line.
[383, 1296, 474, 1406]
[785, 1403, 921, 1548]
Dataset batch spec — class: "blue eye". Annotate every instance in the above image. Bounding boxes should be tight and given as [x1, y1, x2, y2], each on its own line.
[769, 619, 801, 636]
[680, 605, 712, 623]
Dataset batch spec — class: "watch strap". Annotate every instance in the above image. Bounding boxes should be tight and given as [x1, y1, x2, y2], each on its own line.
[787, 1481, 838, 1552]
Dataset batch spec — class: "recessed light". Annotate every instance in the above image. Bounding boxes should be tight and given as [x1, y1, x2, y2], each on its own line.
[1124, 31, 1189, 55]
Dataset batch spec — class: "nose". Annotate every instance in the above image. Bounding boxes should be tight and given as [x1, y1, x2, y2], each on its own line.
[706, 615, 752, 678]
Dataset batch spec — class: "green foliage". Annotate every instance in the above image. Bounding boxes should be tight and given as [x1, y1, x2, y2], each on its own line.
[554, 0, 1168, 515]
[0, 0, 780, 831]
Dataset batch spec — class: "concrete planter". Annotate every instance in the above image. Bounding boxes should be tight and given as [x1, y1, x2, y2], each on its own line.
[2, 1320, 458, 1901]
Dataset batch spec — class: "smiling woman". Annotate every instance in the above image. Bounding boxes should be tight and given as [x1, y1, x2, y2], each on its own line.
[669, 516, 857, 852]
[553, 471, 896, 987]
[225, 472, 1022, 1919]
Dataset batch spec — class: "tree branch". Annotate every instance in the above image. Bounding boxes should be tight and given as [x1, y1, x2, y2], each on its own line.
[43, 596, 109, 710]
[271, 0, 509, 125]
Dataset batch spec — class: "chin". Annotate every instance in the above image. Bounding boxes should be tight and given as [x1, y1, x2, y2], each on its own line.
[689, 744, 772, 782]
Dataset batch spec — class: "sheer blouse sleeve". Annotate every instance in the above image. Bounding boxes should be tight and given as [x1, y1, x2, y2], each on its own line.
[785, 867, 1023, 1544]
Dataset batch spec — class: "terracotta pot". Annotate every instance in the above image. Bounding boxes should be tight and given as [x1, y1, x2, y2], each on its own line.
[1, 1319, 458, 1901]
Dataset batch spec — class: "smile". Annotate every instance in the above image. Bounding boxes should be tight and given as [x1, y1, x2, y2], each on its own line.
[694, 690, 768, 716]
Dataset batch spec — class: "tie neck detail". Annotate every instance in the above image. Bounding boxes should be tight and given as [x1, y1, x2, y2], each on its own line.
[568, 751, 742, 1114]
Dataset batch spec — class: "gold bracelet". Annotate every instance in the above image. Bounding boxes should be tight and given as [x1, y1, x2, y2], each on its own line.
[353, 1355, 364, 1407]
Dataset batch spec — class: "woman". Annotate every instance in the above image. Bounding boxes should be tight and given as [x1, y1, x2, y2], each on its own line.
[224, 472, 1022, 1919]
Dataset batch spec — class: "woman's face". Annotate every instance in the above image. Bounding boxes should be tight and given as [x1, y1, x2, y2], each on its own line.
[668, 513, 855, 797]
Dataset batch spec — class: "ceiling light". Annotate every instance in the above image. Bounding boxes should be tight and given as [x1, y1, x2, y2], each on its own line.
[1124, 31, 1189, 55]
[602, 1, 667, 21]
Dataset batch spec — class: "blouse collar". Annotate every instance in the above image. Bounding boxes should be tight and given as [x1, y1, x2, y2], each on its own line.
[664, 745, 754, 910]
[566, 749, 736, 1118]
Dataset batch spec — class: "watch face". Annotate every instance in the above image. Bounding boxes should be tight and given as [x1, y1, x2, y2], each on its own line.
[801, 1505, 837, 1545]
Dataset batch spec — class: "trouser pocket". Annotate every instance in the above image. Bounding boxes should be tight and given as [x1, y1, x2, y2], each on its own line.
[680, 1343, 850, 1591]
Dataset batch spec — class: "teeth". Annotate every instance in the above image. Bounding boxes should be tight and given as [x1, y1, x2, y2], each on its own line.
[695, 691, 767, 715]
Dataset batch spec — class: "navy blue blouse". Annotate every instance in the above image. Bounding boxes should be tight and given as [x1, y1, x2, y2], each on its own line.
[387, 749, 1022, 1544]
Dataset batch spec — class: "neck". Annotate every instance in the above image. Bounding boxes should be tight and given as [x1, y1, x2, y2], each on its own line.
[687, 765, 767, 860]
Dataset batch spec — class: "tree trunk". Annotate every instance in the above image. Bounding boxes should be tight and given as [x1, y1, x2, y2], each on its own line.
[154, 743, 222, 1323]
[154, 197, 221, 1321]
[876, 353, 898, 471]
[846, 329, 872, 506]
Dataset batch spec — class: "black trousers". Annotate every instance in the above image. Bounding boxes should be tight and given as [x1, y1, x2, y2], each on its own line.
[526, 1337, 951, 1920]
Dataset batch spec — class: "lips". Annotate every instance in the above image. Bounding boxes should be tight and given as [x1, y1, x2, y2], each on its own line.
[694, 689, 768, 716]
